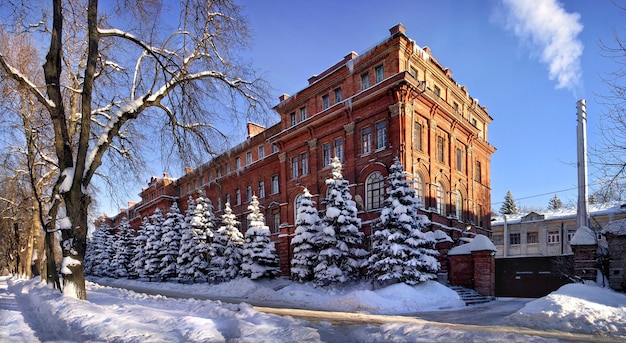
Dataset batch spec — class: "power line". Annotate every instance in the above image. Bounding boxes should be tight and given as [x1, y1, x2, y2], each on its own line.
[491, 186, 581, 206]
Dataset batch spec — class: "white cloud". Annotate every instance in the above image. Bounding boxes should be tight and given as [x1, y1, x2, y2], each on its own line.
[500, 0, 584, 92]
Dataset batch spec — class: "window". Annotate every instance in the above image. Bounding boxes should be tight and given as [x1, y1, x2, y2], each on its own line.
[509, 233, 521, 245]
[272, 143, 279, 153]
[362, 127, 372, 154]
[301, 153, 308, 175]
[436, 182, 445, 215]
[527, 231, 539, 244]
[567, 230, 576, 242]
[454, 191, 462, 219]
[361, 72, 370, 90]
[294, 193, 303, 223]
[409, 66, 418, 78]
[225, 163, 231, 174]
[271, 175, 279, 194]
[366, 172, 385, 210]
[453, 101, 460, 113]
[290, 112, 296, 126]
[235, 189, 241, 205]
[375, 65, 384, 83]
[376, 121, 386, 150]
[334, 138, 343, 162]
[437, 136, 444, 162]
[492, 235, 504, 246]
[291, 156, 299, 179]
[246, 185, 252, 202]
[322, 143, 331, 167]
[475, 161, 482, 183]
[217, 168, 222, 178]
[322, 94, 330, 110]
[300, 107, 307, 121]
[477, 204, 483, 227]
[414, 122, 423, 151]
[258, 146, 265, 160]
[235, 157, 241, 170]
[334, 88, 342, 104]
[246, 151, 252, 165]
[433, 84, 441, 97]
[273, 213, 280, 233]
[217, 197, 222, 211]
[258, 181, 265, 198]
[548, 231, 560, 244]
[456, 147, 463, 172]
[413, 173, 425, 207]
[226, 193, 231, 205]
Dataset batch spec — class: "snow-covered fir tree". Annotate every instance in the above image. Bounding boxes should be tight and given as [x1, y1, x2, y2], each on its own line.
[499, 190, 519, 215]
[548, 194, 563, 210]
[111, 219, 135, 278]
[178, 196, 199, 282]
[130, 216, 150, 279]
[210, 202, 244, 281]
[85, 222, 112, 276]
[368, 157, 440, 286]
[159, 202, 184, 281]
[241, 196, 281, 280]
[315, 157, 367, 285]
[144, 208, 165, 281]
[290, 188, 321, 282]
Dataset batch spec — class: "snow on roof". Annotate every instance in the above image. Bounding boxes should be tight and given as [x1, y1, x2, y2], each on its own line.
[447, 234, 496, 255]
[602, 218, 626, 236]
[491, 202, 626, 225]
[570, 226, 597, 245]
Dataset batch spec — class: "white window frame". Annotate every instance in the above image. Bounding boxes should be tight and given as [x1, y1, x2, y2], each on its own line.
[366, 172, 385, 210]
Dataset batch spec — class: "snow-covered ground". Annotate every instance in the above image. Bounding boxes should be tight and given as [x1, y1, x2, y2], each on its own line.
[1, 276, 625, 342]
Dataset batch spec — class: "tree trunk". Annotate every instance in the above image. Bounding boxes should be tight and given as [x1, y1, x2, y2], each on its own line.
[60, 191, 90, 300]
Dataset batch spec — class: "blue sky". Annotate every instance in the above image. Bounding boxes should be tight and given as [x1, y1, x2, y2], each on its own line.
[236, 0, 626, 212]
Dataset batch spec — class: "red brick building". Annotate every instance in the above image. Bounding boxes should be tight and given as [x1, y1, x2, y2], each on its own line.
[99, 24, 496, 275]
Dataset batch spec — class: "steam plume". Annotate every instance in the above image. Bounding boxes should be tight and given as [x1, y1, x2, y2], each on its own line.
[500, 0, 583, 92]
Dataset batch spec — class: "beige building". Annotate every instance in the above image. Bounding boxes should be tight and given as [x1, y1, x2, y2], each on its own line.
[491, 204, 626, 259]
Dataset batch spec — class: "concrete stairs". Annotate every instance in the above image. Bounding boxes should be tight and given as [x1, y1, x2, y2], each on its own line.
[448, 285, 494, 305]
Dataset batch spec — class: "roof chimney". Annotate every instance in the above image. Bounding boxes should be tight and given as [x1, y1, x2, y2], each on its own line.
[247, 122, 266, 139]
[389, 23, 406, 37]
[279, 93, 290, 102]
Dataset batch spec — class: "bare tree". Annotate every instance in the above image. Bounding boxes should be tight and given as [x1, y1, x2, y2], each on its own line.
[0, 0, 269, 299]
[593, 8, 626, 202]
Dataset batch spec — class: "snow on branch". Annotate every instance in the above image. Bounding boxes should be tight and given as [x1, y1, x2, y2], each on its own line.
[0, 53, 55, 110]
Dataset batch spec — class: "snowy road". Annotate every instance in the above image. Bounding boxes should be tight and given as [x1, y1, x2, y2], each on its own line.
[3, 276, 625, 343]
[94, 278, 623, 343]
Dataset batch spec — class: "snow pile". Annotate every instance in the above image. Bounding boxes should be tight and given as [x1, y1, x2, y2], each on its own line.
[570, 226, 597, 245]
[447, 235, 496, 255]
[5, 276, 321, 342]
[507, 282, 626, 337]
[94, 276, 465, 314]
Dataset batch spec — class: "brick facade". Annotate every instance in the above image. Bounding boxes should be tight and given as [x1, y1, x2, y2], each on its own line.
[99, 24, 496, 276]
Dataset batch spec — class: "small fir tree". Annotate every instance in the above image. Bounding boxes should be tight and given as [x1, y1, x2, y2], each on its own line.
[86, 222, 112, 276]
[159, 202, 184, 281]
[210, 202, 244, 281]
[499, 190, 519, 215]
[548, 194, 563, 210]
[241, 196, 281, 280]
[178, 196, 199, 282]
[130, 216, 150, 279]
[290, 188, 321, 282]
[369, 157, 439, 286]
[111, 219, 135, 278]
[315, 157, 367, 285]
[144, 208, 165, 281]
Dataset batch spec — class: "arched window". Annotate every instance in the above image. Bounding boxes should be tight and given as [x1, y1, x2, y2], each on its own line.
[413, 172, 425, 208]
[454, 190, 462, 219]
[294, 193, 303, 223]
[366, 172, 385, 210]
[436, 182, 445, 215]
